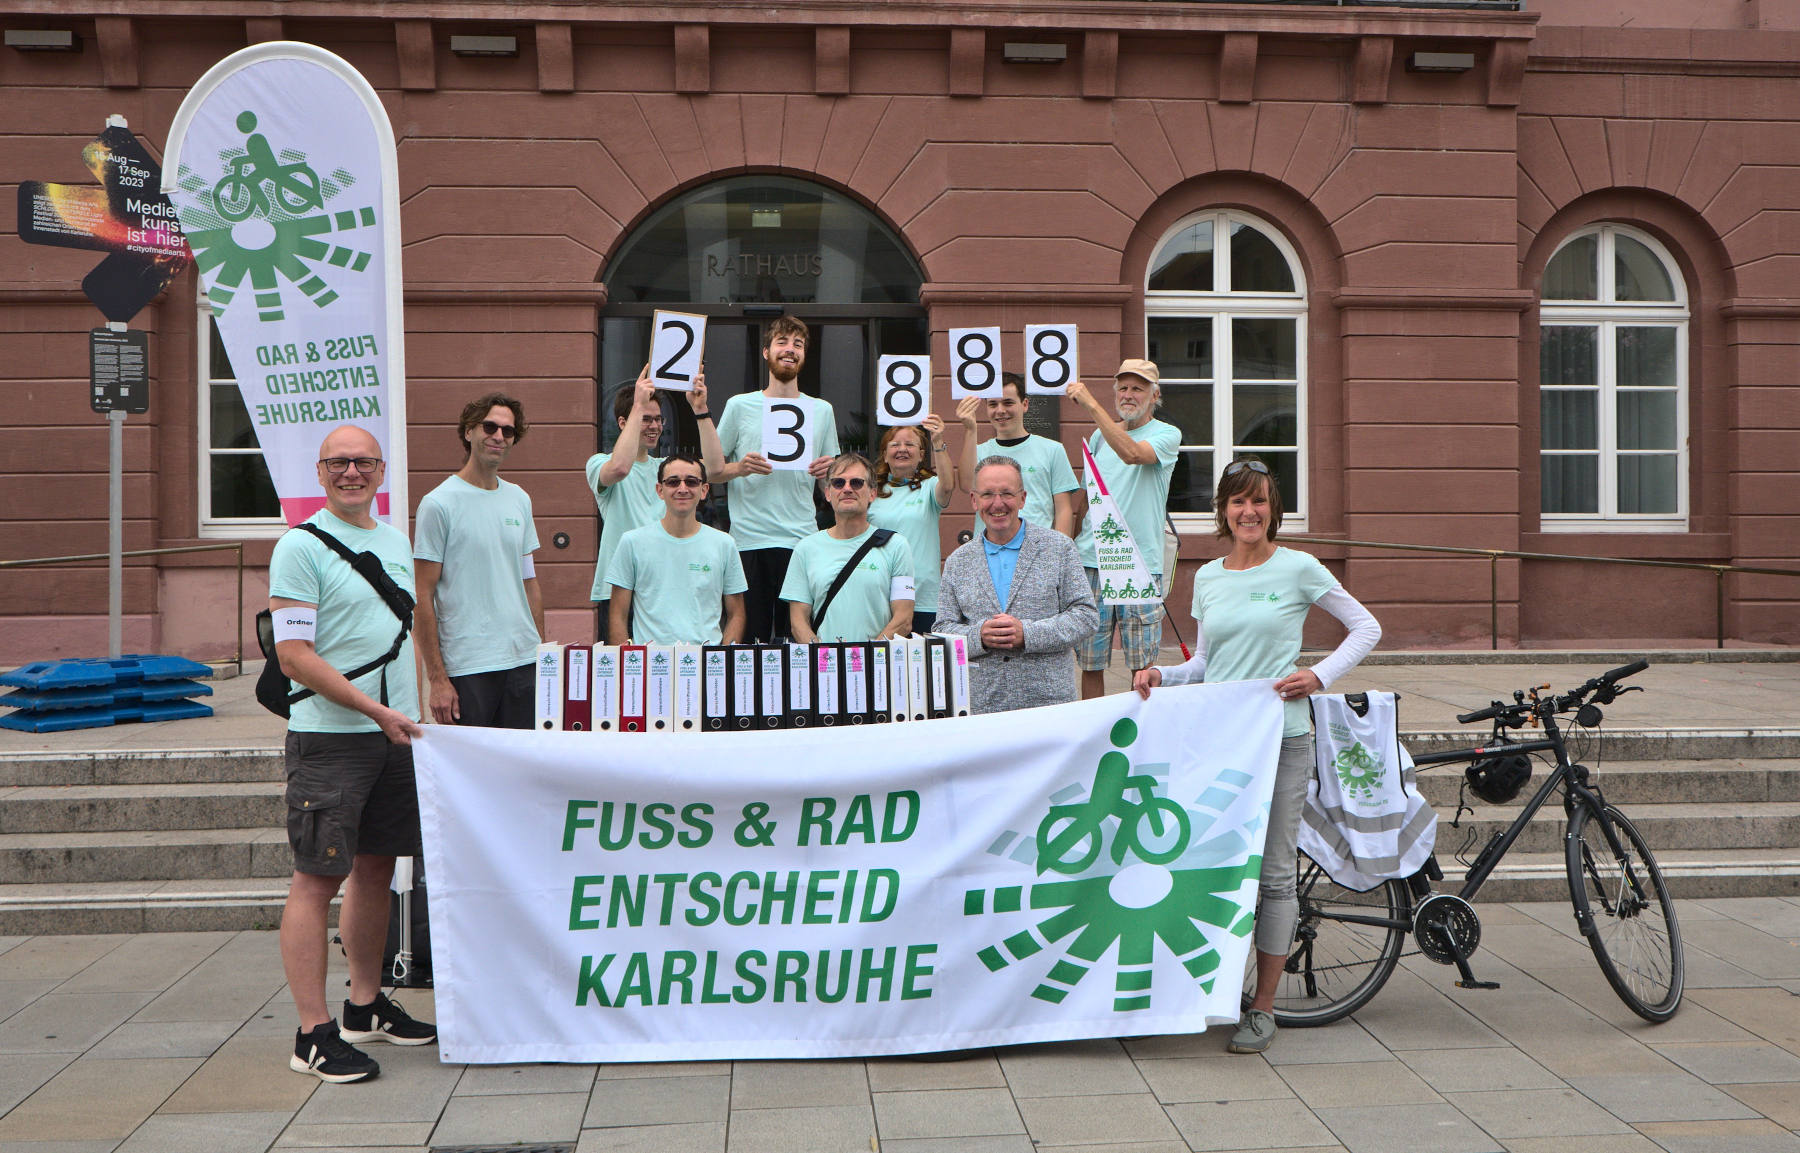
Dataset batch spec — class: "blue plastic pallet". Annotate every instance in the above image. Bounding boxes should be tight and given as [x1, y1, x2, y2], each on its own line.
[0, 654, 212, 691]
[0, 678, 213, 712]
[0, 698, 214, 733]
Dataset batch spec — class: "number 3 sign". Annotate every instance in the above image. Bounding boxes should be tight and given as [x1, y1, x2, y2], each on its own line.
[762, 397, 815, 469]
[649, 310, 706, 392]
[876, 355, 932, 427]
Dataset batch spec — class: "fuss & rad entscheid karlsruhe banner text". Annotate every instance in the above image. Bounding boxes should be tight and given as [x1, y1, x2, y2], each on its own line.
[412, 680, 1283, 1062]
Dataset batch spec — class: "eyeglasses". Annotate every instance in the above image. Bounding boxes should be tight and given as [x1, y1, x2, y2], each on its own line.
[478, 420, 518, 441]
[974, 490, 1021, 502]
[319, 457, 383, 475]
[1224, 459, 1271, 477]
[827, 476, 868, 490]
[660, 475, 705, 489]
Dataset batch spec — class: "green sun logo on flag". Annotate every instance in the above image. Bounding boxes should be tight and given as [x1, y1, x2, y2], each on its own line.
[174, 110, 376, 322]
[965, 718, 1264, 1012]
[1332, 741, 1386, 801]
[1096, 516, 1129, 545]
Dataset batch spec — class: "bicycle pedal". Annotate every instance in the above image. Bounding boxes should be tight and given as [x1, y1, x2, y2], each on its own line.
[1456, 979, 1501, 990]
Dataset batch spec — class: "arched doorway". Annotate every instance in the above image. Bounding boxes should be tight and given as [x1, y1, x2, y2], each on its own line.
[600, 175, 927, 478]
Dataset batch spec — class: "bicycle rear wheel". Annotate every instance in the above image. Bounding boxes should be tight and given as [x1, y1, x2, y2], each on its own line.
[1566, 801, 1683, 1022]
[1268, 853, 1411, 1027]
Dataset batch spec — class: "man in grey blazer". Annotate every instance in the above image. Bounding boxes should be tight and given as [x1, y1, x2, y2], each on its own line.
[936, 457, 1099, 714]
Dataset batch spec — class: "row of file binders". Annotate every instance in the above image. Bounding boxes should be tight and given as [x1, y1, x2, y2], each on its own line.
[534, 636, 972, 733]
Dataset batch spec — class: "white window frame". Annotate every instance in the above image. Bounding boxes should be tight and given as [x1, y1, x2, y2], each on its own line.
[197, 295, 284, 537]
[1145, 210, 1308, 532]
[1539, 224, 1689, 533]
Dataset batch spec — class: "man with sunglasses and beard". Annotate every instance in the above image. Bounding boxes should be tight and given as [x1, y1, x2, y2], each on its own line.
[413, 394, 544, 729]
[782, 453, 915, 643]
[605, 454, 747, 645]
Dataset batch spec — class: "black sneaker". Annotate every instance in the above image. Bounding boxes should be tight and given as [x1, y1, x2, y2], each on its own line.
[290, 1020, 379, 1083]
[341, 991, 437, 1046]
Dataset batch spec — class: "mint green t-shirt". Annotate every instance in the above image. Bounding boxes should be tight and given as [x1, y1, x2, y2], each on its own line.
[413, 475, 540, 678]
[780, 526, 915, 642]
[979, 434, 1079, 533]
[605, 522, 748, 645]
[1075, 419, 1180, 575]
[716, 391, 840, 551]
[867, 474, 945, 612]
[587, 452, 662, 601]
[1191, 546, 1339, 736]
[267, 510, 419, 733]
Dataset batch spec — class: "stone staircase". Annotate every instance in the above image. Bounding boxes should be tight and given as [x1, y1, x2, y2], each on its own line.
[1, 726, 1797, 933]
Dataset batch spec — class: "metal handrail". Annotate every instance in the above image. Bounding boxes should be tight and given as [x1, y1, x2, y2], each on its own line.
[0, 543, 245, 673]
[1281, 534, 1800, 650]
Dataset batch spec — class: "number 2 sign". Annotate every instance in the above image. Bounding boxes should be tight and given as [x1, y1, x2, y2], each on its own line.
[876, 355, 932, 427]
[649, 310, 706, 392]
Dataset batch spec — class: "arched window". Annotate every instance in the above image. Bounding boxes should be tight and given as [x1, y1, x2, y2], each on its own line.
[1144, 210, 1307, 521]
[198, 301, 281, 533]
[1539, 224, 1688, 529]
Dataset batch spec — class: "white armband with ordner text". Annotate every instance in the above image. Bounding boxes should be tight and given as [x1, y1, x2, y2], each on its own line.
[271, 607, 317, 644]
[890, 575, 916, 601]
[520, 553, 537, 580]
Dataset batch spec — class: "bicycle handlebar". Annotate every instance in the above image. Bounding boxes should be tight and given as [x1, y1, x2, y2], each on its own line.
[1601, 658, 1650, 684]
[1454, 659, 1650, 727]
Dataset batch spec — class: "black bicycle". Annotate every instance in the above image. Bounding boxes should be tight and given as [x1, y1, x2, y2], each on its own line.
[1271, 659, 1684, 1026]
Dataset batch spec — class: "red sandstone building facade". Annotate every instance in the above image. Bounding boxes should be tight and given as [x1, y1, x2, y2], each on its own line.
[3, 0, 1798, 662]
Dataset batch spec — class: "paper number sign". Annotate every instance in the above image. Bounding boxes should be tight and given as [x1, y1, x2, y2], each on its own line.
[649, 310, 706, 392]
[875, 355, 932, 427]
[762, 397, 815, 469]
[948, 327, 1003, 399]
[1024, 324, 1078, 396]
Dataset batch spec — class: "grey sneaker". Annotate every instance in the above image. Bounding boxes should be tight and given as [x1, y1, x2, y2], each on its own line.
[1228, 1008, 1277, 1054]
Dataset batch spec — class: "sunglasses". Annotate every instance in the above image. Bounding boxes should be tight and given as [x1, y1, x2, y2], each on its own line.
[477, 420, 518, 441]
[319, 457, 383, 475]
[660, 475, 705, 489]
[827, 476, 868, 491]
[1224, 459, 1271, 477]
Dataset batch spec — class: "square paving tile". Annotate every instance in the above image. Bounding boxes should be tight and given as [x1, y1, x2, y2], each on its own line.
[998, 1039, 1147, 1097]
[1565, 1071, 1763, 1122]
[430, 1090, 589, 1145]
[730, 1059, 868, 1109]
[1136, 1055, 1293, 1103]
[273, 1120, 435, 1146]
[113, 1110, 289, 1153]
[1121, 1032, 1230, 1060]
[1014, 1092, 1182, 1146]
[866, 1054, 1006, 1092]
[880, 1138, 1039, 1153]
[0, 991, 157, 1054]
[1313, 1102, 1502, 1153]
[592, 1060, 733, 1080]
[0, 1056, 200, 1142]
[1496, 1136, 1662, 1152]
[873, 1087, 1025, 1140]
[159, 1033, 316, 1115]
[56, 934, 232, 995]
[1165, 1098, 1336, 1151]
[1277, 1060, 1442, 1109]
[132, 981, 284, 1026]
[0, 979, 58, 1020]
[1725, 1081, 1800, 1128]
[585, 1074, 730, 1128]
[453, 1063, 598, 1096]
[88, 1019, 239, 1060]
[576, 1120, 726, 1152]
[289, 1044, 459, 1124]
[1261, 1023, 1392, 1066]
[1654, 1041, 1800, 1084]
[1631, 1118, 1800, 1152]
[0, 1051, 76, 1116]
[1396, 1048, 1563, 1094]
[1444, 1087, 1633, 1138]
[0, 936, 124, 981]
[726, 1103, 875, 1153]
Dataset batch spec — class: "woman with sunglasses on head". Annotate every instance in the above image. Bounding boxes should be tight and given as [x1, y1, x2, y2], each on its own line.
[1132, 455, 1381, 1056]
[866, 408, 977, 634]
[781, 453, 917, 643]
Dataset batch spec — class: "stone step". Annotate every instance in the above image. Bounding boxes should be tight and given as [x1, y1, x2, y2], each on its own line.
[0, 782, 283, 834]
[1403, 728, 1800, 762]
[1428, 800, 1800, 855]
[0, 828, 291, 885]
[1410, 848, 1800, 904]
[0, 749, 283, 787]
[0, 877, 301, 936]
[1411, 758, 1800, 807]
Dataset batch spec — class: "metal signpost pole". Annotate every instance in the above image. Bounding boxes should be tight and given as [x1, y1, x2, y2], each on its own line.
[107, 320, 127, 659]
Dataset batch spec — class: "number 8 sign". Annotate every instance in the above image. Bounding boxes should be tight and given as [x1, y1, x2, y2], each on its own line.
[1024, 324, 1078, 396]
[948, 327, 1002, 399]
[649, 310, 706, 392]
[876, 355, 932, 427]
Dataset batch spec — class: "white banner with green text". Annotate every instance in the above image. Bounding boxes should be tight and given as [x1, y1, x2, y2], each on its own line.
[413, 680, 1284, 1063]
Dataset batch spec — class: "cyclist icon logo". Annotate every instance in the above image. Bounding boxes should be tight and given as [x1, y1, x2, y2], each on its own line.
[965, 717, 1266, 1013]
[173, 107, 378, 323]
[1332, 741, 1386, 802]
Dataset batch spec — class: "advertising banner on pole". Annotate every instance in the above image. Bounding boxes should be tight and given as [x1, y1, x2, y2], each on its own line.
[162, 42, 407, 527]
[1080, 441, 1160, 606]
[412, 681, 1283, 1063]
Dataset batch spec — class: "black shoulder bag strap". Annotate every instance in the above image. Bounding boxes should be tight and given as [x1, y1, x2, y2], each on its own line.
[282, 522, 415, 708]
[809, 528, 895, 634]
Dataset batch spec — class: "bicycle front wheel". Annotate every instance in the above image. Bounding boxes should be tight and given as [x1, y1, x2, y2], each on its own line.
[1566, 801, 1683, 1022]
[1268, 853, 1411, 1027]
